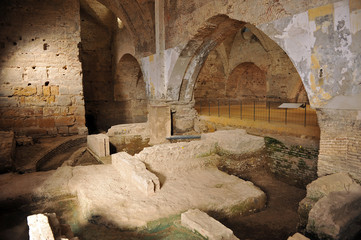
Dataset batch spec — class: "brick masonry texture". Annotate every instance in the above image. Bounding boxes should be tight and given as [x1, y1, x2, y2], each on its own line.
[0, 0, 86, 137]
[317, 109, 361, 182]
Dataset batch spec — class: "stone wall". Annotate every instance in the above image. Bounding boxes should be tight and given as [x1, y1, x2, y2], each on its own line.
[265, 137, 318, 187]
[317, 109, 361, 182]
[0, 0, 86, 136]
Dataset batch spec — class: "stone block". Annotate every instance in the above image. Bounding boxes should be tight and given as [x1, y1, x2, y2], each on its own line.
[27, 213, 78, 240]
[306, 185, 361, 240]
[112, 152, 160, 195]
[55, 116, 75, 127]
[201, 129, 265, 155]
[43, 86, 51, 96]
[299, 172, 361, 230]
[38, 118, 55, 128]
[287, 233, 310, 240]
[27, 214, 55, 240]
[306, 172, 360, 200]
[13, 86, 37, 96]
[107, 123, 149, 137]
[0, 131, 15, 172]
[57, 126, 69, 135]
[181, 209, 239, 240]
[50, 86, 59, 96]
[148, 104, 171, 145]
[87, 134, 110, 158]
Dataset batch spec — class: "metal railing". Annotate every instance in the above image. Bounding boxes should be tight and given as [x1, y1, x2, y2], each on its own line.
[195, 99, 318, 127]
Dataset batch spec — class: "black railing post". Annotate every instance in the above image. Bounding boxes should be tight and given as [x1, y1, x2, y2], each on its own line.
[208, 100, 211, 116]
[253, 100, 256, 121]
[228, 99, 231, 118]
[240, 100, 242, 119]
[218, 100, 220, 117]
[304, 103, 307, 127]
[268, 102, 271, 123]
[285, 108, 287, 125]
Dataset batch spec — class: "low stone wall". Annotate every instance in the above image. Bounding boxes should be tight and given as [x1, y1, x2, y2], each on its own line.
[265, 137, 318, 187]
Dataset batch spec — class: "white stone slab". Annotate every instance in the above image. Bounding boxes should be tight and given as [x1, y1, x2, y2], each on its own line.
[112, 152, 160, 195]
[181, 209, 239, 240]
[87, 134, 110, 158]
[27, 214, 55, 240]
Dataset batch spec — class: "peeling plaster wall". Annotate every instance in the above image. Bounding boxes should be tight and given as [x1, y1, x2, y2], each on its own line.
[258, 0, 361, 110]
[0, 0, 86, 137]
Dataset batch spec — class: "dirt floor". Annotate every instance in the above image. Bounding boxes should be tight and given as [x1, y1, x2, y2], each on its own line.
[1, 135, 307, 240]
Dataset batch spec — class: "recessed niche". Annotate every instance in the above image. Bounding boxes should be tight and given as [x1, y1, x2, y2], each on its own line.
[45, 81, 50, 86]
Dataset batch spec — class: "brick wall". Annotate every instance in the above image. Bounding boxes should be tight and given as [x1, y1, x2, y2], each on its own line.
[0, 0, 86, 137]
[317, 109, 361, 182]
[265, 137, 318, 187]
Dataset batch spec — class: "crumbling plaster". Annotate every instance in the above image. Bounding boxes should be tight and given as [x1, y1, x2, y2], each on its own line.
[259, 0, 361, 109]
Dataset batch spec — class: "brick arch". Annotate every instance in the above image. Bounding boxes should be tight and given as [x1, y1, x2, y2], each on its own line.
[167, 15, 245, 102]
[227, 62, 267, 100]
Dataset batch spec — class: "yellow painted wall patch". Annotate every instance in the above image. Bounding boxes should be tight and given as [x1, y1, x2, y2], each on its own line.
[149, 55, 154, 62]
[308, 4, 334, 21]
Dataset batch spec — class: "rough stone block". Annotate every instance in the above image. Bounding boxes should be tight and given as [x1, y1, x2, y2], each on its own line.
[181, 209, 239, 240]
[306, 185, 361, 240]
[87, 134, 110, 158]
[112, 152, 160, 195]
[306, 172, 360, 200]
[27, 214, 55, 240]
[0, 131, 15, 172]
[201, 129, 265, 155]
[13, 86, 37, 96]
[27, 213, 78, 240]
[287, 233, 310, 240]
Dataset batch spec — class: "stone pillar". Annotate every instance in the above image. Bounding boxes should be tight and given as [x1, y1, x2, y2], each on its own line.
[317, 109, 361, 182]
[148, 104, 171, 144]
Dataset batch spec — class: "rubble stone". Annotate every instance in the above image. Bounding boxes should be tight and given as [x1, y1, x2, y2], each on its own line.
[307, 186, 361, 240]
[287, 233, 310, 240]
[181, 209, 239, 240]
[112, 152, 160, 195]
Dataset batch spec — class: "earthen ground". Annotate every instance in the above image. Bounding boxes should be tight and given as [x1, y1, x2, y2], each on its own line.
[1, 135, 307, 240]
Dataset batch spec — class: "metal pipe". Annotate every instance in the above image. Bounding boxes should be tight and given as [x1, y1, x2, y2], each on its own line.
[304, 103, 307, 127]
[228, 99, 230, 118]
[166, 135, 201, 140]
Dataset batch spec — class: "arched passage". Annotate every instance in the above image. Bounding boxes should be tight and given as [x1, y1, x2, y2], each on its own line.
[114, 54, 148, 123]
[226, 62, 267, 100]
